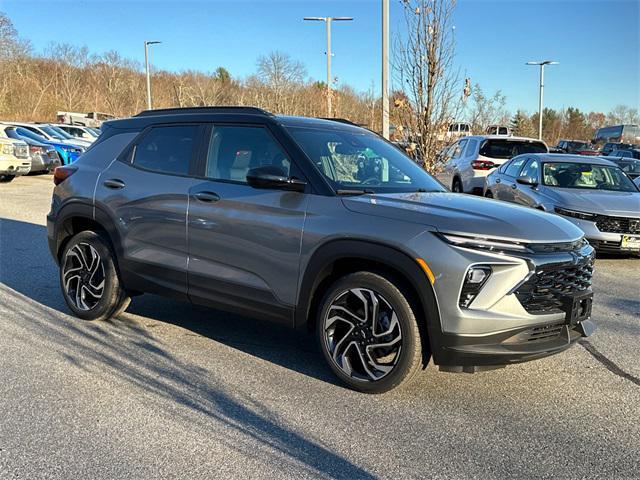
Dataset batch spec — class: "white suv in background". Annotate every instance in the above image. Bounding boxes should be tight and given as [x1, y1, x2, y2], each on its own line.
[437, 135, 547, 194]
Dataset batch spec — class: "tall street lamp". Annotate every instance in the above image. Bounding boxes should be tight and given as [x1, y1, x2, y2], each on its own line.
[304, 16, 353, 117]
[526, 60, 559, 140]
[382, 0, 390, 139]
[144, 40, 162, 110]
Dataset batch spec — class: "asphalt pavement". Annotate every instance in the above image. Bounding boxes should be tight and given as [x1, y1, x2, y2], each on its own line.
[1, 175, 639, 479]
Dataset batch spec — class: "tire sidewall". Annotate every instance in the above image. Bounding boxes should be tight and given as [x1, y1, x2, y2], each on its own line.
[60, 231, 123, 321]
[317, 272, 422, 393]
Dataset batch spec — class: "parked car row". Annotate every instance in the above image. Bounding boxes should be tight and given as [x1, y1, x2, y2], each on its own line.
[0, 120, 99, 182]
[437, 133, 640, 257]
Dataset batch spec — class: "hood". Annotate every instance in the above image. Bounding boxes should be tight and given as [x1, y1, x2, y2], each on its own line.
[342, 192, 584, 243]
[61, 139, 87, 148]
[540, 187, 640, 217]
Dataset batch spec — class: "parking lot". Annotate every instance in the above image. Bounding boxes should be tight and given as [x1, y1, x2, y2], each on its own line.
[1, 175, 639, 479]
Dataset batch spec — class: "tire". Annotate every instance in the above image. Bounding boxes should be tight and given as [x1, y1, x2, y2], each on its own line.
[485, 190, 493, 198]
[59, 230, 130, 321]
[452, 178, 463, 193]
[0, 175, 15, 183]
[317, 272, 425, 394]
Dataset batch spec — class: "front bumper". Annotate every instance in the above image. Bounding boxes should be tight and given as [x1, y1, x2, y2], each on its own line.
[437, 318, 595, 369]
[407, 231, 596, 368]
[559, 216, 640, 254]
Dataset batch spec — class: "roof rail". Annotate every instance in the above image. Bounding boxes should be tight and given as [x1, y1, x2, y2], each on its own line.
[134, 106, 273, 118]
[319, 117, 363, 127]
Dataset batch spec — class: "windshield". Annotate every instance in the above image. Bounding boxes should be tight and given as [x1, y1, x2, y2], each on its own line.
[48, 125, 75, 139]
[286, 126, 446, 193]
[479, 139, 547, 159]
[15, 127, 48, 143]
[542, 162, 638, 192]
[40, 125, 67, 140]
[617, 159, 640, 174]
[566, 141, 589, 150]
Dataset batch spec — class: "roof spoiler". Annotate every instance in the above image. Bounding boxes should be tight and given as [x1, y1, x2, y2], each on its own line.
[134, 106, 273, 117]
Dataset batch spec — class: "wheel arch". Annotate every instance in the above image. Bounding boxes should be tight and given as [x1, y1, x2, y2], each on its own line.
[295, 239, 441, 367]
[53, 202, 124, 265]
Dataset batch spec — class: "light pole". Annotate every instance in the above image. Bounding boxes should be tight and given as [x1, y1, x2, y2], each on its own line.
[526, 60, 558, 140]
[304, 16, 353, 117]
[144, 40, 161, 110]
[382, 0, 390, 139]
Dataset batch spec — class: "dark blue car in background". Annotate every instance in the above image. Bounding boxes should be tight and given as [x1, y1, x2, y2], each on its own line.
[11, 127, 83, 165]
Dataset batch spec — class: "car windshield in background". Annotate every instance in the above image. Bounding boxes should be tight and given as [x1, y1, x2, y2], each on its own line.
[542, 162, 638, 192]
[15, 127, 47, 143]
[617, 159, 640, 175]
[567, 141, 589, 150]
[40, 125, 66, 140]
[49, 125, 74, 139]
[479, 139, 547, 159]
[286, 126, 445, 193]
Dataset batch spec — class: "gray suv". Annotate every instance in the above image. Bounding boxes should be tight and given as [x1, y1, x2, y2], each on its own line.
[48, 107, 596, 393]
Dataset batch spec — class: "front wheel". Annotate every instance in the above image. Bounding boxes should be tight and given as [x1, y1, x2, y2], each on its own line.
[0, 174, 15, 183]
[60, 231, 130, 321]
[317, 272, 425, 393]
[452, 178, 463, 193]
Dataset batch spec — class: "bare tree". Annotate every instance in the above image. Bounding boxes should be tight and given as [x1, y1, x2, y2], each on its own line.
[467, 83, 508, 133]
[393, 0, 461, 172]
[47, 43, 89, 111]
[256, 51, 306, 113]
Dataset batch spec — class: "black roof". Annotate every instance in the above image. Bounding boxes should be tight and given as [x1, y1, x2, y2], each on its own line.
[106, 106, 369, 133]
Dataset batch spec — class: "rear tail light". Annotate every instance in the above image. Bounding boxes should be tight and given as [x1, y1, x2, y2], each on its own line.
[471, 160, 497, 170]
[53, 165, 77, 185]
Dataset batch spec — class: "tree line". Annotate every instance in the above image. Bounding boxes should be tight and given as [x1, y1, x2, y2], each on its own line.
[1, 7, 637, 169]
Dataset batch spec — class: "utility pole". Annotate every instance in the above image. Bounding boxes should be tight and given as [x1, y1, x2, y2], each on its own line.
[304, 17, 353, 117]
[526, 60, 558, 140]
[382, 0, 390, 139]
[144, 40, 161, 110]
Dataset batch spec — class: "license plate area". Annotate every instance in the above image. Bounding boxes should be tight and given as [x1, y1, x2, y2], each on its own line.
[562, 291, 593, 325]
[621, 235, 640, 251]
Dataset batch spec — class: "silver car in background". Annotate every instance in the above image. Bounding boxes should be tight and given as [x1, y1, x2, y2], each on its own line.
[484, 154, 640, 255]
[438, 135, 547, 194]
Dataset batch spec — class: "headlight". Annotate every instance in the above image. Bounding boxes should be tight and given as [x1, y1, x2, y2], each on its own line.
[438, 232, 530, 253]
[2, 144, 12, 155]
[554, 207, 596, 221]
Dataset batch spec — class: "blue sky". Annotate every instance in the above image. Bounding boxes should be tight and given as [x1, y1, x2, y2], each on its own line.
[5, 0, 639, 114]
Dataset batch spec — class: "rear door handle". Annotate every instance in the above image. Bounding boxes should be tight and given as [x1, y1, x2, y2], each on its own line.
[511, 183, 517, 189]
[103, 179, 125, 189]
[495, 178, 501, 184]
[193, 191, 220, 203]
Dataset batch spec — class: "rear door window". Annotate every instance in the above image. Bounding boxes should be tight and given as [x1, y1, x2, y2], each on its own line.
[133, 125, 199, 176]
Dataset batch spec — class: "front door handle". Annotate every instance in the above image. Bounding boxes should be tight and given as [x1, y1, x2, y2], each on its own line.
[193, 191, 220, 203]
[495, 178, 501, 184]
[104, 179, 125, 189]
[511, 183, 517, 189]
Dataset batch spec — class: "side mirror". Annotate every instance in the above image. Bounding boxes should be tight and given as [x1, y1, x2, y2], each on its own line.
[516, 175, 538, 187]
[246, 166, 307, 193]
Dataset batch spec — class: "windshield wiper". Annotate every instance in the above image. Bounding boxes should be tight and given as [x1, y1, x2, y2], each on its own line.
[336, 188, 375, 196]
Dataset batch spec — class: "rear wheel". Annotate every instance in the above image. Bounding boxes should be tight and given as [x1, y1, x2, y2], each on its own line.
[317, 272, 425, 393]
[452, 178, 463, 193]
[0, 175, 15, 183]
[60, 231, 130, 321]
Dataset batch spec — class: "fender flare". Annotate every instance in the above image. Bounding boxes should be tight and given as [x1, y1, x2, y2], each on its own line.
[295, 239, 441, 357]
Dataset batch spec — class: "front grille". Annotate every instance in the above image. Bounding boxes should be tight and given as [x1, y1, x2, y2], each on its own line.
[596, 215, 640, 235]
[14, 144, 28, 159]
[515, 259, 594, 314]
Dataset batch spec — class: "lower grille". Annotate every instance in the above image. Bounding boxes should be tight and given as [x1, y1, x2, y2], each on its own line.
[528, 323, 564, 341]
[596, 215, 640, 235]
[515, 259, 594, 314]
